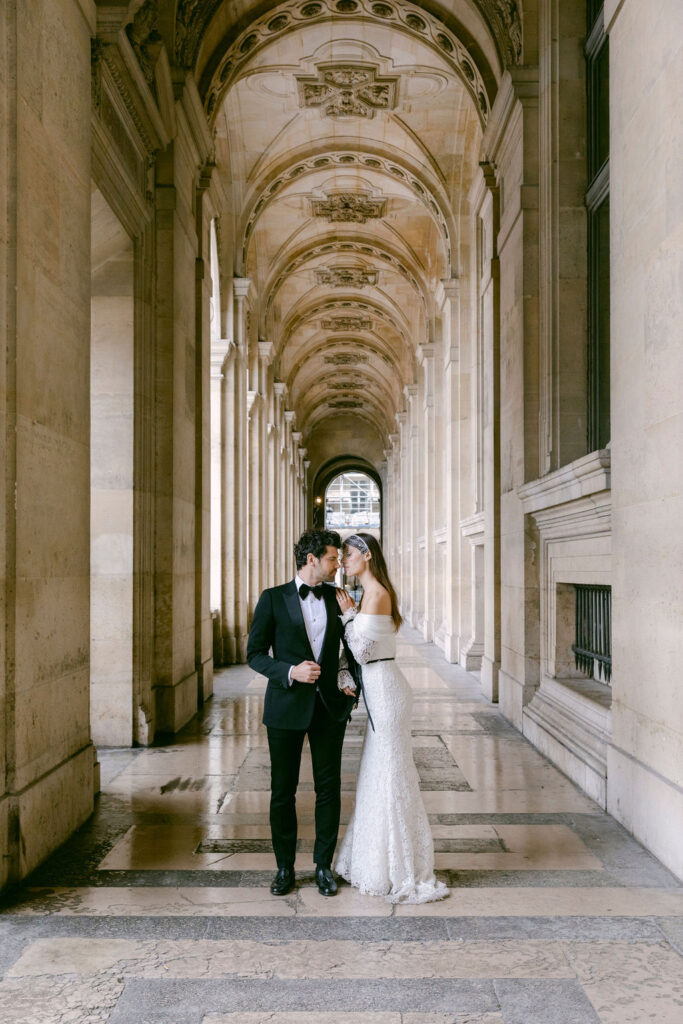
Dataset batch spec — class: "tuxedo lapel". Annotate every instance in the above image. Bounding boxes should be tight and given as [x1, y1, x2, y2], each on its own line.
[320, 585, 340, 663]
[282, 580, 314, 659]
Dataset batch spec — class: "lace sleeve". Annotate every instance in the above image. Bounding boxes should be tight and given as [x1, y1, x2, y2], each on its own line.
[337, 641, 357, 692]
[342, 614, 377, 665]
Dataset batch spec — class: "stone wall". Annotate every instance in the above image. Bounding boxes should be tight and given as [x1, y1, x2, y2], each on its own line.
[606, 0, 683, 879]
[0, 0, 96, 885]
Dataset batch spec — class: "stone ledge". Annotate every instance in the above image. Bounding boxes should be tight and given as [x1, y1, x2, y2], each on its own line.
[523, 679, 612, 809]
[518, 449, 611, 515]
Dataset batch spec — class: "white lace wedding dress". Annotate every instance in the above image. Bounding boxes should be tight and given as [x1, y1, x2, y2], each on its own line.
[335, 610, 449, 904]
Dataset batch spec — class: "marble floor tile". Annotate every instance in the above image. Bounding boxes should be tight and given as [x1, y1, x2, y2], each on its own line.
[104, 773, 236, 814]
[202, 1016, 504, 1024]
[6, 886, 297, 917]
[421, 789, 598, 814]
[0, 975, 124, 1024]
[394, 886, 683, 917]
[564, 941, 683, 1024]
[115, 740, 253, 775]
[7, 938, 574, 980]
[400, 666, 449, 689]
[98, 821, 599, 874]
[202, 1016, 403, 1024]
[295, 885, 393, 917]
[444, 736, 581, 793]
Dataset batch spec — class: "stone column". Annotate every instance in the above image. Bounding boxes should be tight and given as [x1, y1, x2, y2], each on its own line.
[258, 343, 272, 590]
[480, 70, 539, 717]
[272, 383, 286, 583]
[246, 386, 263, 620]
[291, 431, 302, 539]
[417, 344, 436, 641]
[395, 411, 409, 612]
[220, 342, 239, 663]
[605, 0, 683, 879]
[387, 433, 400, 567]
[303, 459, 311, 529]
[283, 411, 296, 577]
[0, 0, 96, 887]
[231, 278, 250, 661]
[210, 344, 229, 635]
[441, 279, 462, 663]
[404, 385, 419, 627]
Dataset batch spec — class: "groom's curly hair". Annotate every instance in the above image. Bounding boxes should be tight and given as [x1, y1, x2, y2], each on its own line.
[294, 529, 342, 569]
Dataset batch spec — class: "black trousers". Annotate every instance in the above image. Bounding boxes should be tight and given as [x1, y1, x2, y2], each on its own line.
[266, 694, 347, 869]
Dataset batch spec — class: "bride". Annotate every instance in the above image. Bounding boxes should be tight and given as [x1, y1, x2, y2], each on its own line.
[334, 532, 449, 904]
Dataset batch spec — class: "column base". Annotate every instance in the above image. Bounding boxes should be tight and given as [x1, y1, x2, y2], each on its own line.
[523, 678, 611, 809]
[436, 631, 461, 664]
[460, 638, 484, 672]
[1, 743, 95, 888]
[155, 672, 198, 734]
[222, 631, 249, 665]
[607, 745, 683, 882]
[480, 656, 500, 703]
[498, 667, 538, 729]
[198, 656, 214, 703]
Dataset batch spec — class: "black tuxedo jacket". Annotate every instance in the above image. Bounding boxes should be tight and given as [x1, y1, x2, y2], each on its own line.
[247, 580, 356, 730]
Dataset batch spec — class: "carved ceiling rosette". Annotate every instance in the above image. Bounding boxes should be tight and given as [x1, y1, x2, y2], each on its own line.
[296, 63, 398, 119]
[310, 191, 387, 224]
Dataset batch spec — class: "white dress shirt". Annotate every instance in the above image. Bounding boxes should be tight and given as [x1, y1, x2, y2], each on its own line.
[288, 575, 329, 684]
[295, 574, 328, 660]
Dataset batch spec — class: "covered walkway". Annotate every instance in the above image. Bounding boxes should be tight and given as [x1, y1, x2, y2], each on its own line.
[1, 632, 681, 1023]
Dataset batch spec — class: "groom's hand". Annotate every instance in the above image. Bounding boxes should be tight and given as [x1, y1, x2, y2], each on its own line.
[290, 660, 321, 684]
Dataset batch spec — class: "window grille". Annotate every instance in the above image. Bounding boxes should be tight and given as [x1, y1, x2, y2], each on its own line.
[572, 584, 612, 684]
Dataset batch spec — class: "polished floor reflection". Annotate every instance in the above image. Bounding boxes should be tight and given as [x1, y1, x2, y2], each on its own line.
[1, 629, 681, 1023]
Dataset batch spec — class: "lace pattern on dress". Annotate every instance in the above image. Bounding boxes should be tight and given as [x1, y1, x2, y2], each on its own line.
[335, 612, 449, 905]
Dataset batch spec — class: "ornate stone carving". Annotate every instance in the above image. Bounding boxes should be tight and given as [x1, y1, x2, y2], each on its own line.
[324, 353, 370, 365]
[91, 39, 105, 111]
[126, 0, 163, 88]
[265, 238, 421, 320]
[246, 152, 450, 266]
[310, 192, 386, 223]
[329, 381, 363, 390]
[315, 266, 378, 288]
[322, 316, 372, 331]
[204, 0, 492, 124]
[175, 0, 223, 68]
[477, 1, 523, 65]
[296, 63, 398, 118]
[328, 399, 363, 409]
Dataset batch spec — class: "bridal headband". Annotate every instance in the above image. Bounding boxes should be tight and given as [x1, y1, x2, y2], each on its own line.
[345, 534, 370, 554]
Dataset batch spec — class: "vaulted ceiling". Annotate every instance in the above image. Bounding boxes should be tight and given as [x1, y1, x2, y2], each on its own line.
[174, 1, 522, 472]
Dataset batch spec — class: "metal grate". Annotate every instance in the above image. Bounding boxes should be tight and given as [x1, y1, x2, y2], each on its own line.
[572, 584, 612, 684]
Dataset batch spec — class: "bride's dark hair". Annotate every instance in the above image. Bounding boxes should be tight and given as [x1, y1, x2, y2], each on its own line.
[346, 532, 403, 631]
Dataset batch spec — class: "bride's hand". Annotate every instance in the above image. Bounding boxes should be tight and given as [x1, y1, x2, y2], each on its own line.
[336, 588, 356, 613]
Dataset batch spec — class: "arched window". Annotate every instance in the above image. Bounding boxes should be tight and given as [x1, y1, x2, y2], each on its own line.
[325, 472, 380, 532]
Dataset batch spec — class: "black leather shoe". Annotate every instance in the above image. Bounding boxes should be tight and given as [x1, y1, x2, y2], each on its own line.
[315, 865, 338, 897]
[270, 865, 295, 896]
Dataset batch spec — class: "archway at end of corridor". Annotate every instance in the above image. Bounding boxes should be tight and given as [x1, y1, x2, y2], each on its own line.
[311, 461, 382, 540]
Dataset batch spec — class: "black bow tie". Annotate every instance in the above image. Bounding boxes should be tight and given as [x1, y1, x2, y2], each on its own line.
[299, 583, 325, 600]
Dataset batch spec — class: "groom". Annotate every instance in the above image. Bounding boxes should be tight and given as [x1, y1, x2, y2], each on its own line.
[247, 529, 357, 897]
